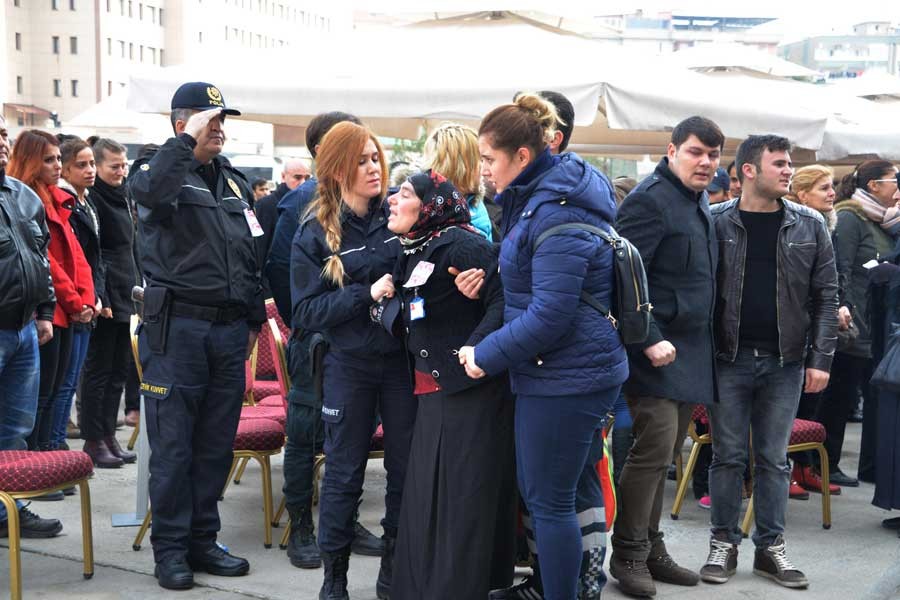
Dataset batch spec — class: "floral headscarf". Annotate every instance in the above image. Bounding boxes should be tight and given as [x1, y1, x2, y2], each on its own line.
[399, 170, 476, 253]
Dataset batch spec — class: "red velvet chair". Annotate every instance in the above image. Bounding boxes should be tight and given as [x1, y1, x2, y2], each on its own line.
[132, 416, 285, 550]
[0, 450, 95, 600]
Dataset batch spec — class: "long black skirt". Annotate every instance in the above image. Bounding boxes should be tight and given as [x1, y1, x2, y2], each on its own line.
[392, 376, 517, 600]
[873, 387, 900, 510]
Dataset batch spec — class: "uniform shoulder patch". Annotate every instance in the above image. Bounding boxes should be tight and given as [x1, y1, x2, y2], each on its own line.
[140, 164, 150, 171]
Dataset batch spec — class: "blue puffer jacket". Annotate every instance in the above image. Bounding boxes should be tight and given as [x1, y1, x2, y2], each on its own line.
[474, 150, 629, 396]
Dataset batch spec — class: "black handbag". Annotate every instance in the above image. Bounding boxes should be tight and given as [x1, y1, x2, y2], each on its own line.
[871, 324, 900, 392]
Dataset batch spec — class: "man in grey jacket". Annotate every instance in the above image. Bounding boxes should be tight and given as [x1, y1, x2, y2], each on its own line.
[700, 134, 837, 589]
[0, 114, 64, 538]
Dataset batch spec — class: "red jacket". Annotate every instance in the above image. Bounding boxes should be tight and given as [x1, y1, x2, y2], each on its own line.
[46, 186, 95, 327]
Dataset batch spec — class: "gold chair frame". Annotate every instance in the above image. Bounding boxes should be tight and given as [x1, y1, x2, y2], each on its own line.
[1, 477, 94, 600]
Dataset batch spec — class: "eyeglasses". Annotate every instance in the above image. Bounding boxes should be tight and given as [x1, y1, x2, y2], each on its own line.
[871, 178, 898, 184]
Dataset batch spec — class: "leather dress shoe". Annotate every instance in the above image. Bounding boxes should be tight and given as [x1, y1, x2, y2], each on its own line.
[82, 439, 124, 468]
[155, 555, 194, 590]
[188, 544, 249, 576]
[105, 435, 137, 464]
[829, 467, 859, 487]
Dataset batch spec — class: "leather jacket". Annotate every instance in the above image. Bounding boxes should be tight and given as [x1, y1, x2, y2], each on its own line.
[711, 198, 838, 371]
[0, 174, 56, 328]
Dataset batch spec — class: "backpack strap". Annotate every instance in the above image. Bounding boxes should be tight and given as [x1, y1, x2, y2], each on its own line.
[532, 222, 618, 329]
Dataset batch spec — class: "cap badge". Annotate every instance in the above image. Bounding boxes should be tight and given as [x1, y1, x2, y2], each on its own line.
[207, 86, 224, 107]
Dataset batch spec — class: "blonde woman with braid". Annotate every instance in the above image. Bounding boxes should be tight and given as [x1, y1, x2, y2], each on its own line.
[291, 122, 415, 600]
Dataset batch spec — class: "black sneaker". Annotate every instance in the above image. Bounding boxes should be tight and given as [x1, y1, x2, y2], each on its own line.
[753, 536, 808, 589]
[489, 576, 544, 599]
[699, 537, 738, 584]
[0, 504, 63, 538]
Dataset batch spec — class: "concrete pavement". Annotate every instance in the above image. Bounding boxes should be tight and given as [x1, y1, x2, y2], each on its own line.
[2, 422, 899, 599]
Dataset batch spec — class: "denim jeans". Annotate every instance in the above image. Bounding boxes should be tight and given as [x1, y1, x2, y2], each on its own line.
[0, 322, 40, 521]
[709, 347, 804, 547]
[517, 387, 620, 600]
[50, 327, 91, 447]
[0, 322, 40, 451]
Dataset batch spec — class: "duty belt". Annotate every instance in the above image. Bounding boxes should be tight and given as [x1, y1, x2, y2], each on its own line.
[170, 301, 247, 323]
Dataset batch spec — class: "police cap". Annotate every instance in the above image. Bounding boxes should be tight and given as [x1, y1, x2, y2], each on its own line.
[171, 82, 241, 116]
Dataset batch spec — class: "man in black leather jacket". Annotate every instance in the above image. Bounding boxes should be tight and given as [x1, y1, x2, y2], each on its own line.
[700, 135, 838, 590]
[0, 114, 65, 538]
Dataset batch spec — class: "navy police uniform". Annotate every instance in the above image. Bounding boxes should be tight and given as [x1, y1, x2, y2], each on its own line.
[128, 83, 265, 565]
[291, 199, 416, 553]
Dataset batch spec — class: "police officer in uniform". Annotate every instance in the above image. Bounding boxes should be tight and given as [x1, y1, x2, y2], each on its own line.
[128, 82, 266, 590]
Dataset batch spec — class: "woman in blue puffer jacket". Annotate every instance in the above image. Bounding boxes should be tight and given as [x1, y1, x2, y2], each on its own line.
[458, 94, 629, 600]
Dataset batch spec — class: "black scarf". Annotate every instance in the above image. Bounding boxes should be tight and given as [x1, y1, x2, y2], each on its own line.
[91, 174, 128, 207]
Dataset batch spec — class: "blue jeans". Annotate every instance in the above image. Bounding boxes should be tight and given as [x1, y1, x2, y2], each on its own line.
[0, 322, 41, 521]
[517, 387, 620, 600]
[709, 347, 804, 547]
[0, 322, 40, 451]
[50, 327, 90, 447]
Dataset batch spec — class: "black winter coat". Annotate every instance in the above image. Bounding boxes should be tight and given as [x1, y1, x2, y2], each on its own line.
[91, 176, 140, 322]
[615, 158, 718, 405]
[65, 186, 105, 306]
[384, 227, 503, 395]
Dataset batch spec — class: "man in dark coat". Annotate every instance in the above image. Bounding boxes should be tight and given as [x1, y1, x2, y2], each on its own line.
[610, 116, 723, 598]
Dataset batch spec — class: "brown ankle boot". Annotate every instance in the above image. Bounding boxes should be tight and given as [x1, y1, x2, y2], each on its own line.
[83, 439, 124, 468]
[104, 436, 137, 464]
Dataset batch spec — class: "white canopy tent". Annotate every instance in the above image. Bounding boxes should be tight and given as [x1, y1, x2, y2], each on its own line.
[124, 25, 900, 162]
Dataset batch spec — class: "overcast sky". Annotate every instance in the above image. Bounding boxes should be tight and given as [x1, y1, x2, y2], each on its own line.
[362, 1, 900, 37]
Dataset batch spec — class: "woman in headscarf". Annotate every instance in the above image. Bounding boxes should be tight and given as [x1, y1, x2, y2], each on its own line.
[381, 170, 515, 600]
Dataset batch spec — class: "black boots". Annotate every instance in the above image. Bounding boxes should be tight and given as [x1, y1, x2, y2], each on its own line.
[82, 439, 124, 468]
[287, 509, 322, 569]
[104, 435, 137, 464]
[319, 547, 350, 600]
[376, 535, 395, 600]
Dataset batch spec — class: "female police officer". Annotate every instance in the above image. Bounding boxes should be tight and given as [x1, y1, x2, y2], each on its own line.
[291, 121, 416, 600]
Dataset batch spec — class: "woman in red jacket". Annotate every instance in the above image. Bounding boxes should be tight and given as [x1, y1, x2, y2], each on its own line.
[8, 130, 95, 451]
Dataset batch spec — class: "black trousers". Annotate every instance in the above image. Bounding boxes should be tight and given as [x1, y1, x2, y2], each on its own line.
[124, 351, 140, 414]
[139, 316, 248, 562]
[317, 350, 416, 552]
[818, 353, 873, 472]
[30, 325, 73, 450]
[80, 319, 131, 441]
[282, 333, 324, 516]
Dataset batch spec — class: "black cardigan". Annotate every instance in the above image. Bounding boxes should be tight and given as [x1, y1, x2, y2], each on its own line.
[385, 226, 504, 395]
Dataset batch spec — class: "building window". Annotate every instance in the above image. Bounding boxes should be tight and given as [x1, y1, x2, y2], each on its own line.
[14, 0, 20, 6]
[158, 7, 164, 25]
[70, 36, 78, 54]
[15, 33, 21, 50]
[70, 0, 76, 9]
[52, 36, 60, 54]
[106, 0, 110, 11]
[198, 31, 203, 43]
[53, 79, 62, 97]
[107, 37, 112, 54]
[71, 80, 79, 97]
[159, 48, 165, 66]
[51, 0, 59, 9]
[139, 45, 144, 62]
[108, 80, 112, 96]
[17, 76, 23, 95]
[128, 1, 132, 17]
[224, 26, 228, 40]
[150, 47, 156, 64]
[138, 2, 143, 19]
[129, 42, 134, 59]
[119, 40, 125, 57]
[150, 6, 155, 23]
[119, 0, 124, 14]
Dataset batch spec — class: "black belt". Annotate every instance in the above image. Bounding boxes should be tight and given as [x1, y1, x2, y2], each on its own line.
[170, 301, 247, 323]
